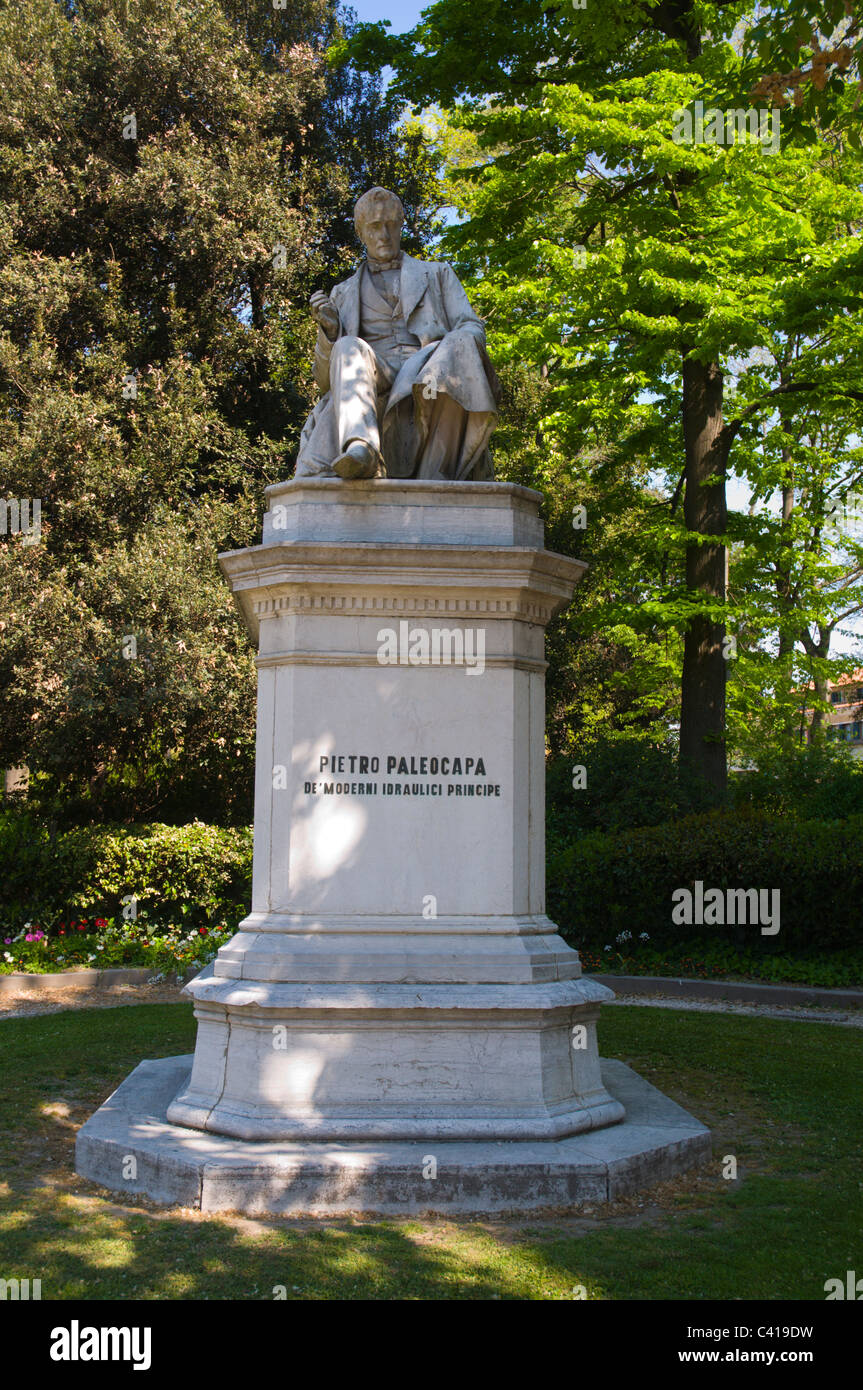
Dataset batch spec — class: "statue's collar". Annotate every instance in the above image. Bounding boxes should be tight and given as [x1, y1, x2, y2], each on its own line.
[365, 251, 403, 273]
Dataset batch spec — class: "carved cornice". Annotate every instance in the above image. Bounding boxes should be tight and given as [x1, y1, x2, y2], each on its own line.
[252, 592, 557, 623]
[219, 542, 585, 646]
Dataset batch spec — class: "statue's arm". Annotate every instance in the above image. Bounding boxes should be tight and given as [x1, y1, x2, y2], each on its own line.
[440, 263, 486, 342]
[310, 288, 342, 392]
[314, 326, 336, 393]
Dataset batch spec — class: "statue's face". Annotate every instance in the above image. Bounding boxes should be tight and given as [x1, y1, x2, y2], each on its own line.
[359, 211, 403, 262]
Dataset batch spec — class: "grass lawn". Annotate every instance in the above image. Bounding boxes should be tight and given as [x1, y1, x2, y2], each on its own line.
[0, 1002, 859, 1300]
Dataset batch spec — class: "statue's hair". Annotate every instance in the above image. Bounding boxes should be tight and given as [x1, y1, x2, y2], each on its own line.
[354, 187, 405, 236]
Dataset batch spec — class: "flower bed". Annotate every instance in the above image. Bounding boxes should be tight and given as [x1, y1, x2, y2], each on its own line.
[1, 915, 236, 976]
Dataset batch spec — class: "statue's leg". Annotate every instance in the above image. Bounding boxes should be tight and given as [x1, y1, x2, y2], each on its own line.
[414, 393, 496, 481]
[294, 395, 339, 477]
[330, 336, 390, 469]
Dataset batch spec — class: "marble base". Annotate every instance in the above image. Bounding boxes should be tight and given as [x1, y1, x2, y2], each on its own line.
[76, 1055, 711, 1216]
[166, 968, 624, 1142]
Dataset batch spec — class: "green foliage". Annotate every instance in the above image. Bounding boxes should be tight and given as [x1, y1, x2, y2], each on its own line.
[548, 734, 863, 841]
[548, 808, 863, 953]
[0, 502, 259, 823]
[546, 736, 715, 841]
[578, 939, 863, 989]
[360, 0, 863, 774]
[739, 0, 862, 142]
[0, 0, 443, 821]
[0, 810, 252, 935]
[732, 742, 863, 821]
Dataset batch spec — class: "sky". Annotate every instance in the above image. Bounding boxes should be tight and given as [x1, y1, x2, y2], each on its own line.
[347, 1, 426, 31]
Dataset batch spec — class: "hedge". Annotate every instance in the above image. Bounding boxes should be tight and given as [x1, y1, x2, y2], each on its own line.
[547, 809, 863, 953]
[0, 811, 252, 934]
[4, 806, 860, 959]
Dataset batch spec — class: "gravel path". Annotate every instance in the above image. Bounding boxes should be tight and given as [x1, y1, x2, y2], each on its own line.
[0, 978, 189, 1019]
[605, 993, 863, 1027]
[1, 978, 860, 1026]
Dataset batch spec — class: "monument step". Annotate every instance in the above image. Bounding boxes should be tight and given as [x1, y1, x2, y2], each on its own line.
[76, 1055, 710, 1216]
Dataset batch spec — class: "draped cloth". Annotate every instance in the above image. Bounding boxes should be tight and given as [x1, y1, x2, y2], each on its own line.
[294, 255, 500, 481]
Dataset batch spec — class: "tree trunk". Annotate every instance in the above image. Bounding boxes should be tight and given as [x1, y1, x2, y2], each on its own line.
[803, 624, 833, 741]
[679, 355, 727, 795]
[776, 446, 795, 659]
[809, 674, 829, 740]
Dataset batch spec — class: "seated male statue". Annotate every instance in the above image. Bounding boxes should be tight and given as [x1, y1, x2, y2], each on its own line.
[294, 187, 500, 481]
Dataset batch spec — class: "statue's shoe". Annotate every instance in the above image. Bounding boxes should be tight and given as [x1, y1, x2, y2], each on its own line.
[333, 441, 380, 480]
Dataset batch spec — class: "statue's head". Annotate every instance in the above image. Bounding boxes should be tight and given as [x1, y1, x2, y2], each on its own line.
[354, 187, 404, 262]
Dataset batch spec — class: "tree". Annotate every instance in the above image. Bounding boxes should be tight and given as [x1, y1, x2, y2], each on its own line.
[741, 0, 861, 138]
[728, 388, 863, 753]
[0, 0, 442, 821]
[349, 0, 863, 795]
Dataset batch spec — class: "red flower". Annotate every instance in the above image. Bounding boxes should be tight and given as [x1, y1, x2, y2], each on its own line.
[198, 927, 207, 936]
[77, 924, 86, 932]
[94, 918, 107, 929]
[59, 929, 66, 936]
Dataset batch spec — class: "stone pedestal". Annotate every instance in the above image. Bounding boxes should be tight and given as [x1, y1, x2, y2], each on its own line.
[169, 480, 622, 1141]
[76, 480, 710, 1212]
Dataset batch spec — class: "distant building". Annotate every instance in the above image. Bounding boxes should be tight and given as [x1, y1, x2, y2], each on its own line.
[808, 669, 863, 756]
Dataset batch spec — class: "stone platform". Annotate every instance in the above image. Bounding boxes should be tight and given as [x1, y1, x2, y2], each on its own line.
[75, 1055, 711, 1217]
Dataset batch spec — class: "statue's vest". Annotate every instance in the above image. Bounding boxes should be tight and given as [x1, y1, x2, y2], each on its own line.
[359, 267, 421, 366]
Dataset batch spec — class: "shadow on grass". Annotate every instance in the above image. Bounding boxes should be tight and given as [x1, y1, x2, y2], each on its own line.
[0, 1004, 860, 1300]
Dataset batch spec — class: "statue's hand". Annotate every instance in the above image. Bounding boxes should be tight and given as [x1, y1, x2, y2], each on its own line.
[310, 291, 340, 342]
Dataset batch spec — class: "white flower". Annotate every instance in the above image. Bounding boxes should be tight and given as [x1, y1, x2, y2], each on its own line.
[87, 954, 96, 962]
[603, 945, 612, 952]
[3, 952, 12, 962]
[96, 945, 104, 951]
[616, 931, 632, 943]
[57, 956, 65, 962]
[639, 932, 650, 941]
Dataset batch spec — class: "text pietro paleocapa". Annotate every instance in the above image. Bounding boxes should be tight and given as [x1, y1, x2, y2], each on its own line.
[303, 752, 502, 798]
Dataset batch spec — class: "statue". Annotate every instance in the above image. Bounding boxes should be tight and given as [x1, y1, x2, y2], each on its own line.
[294, 187, 501, 482]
